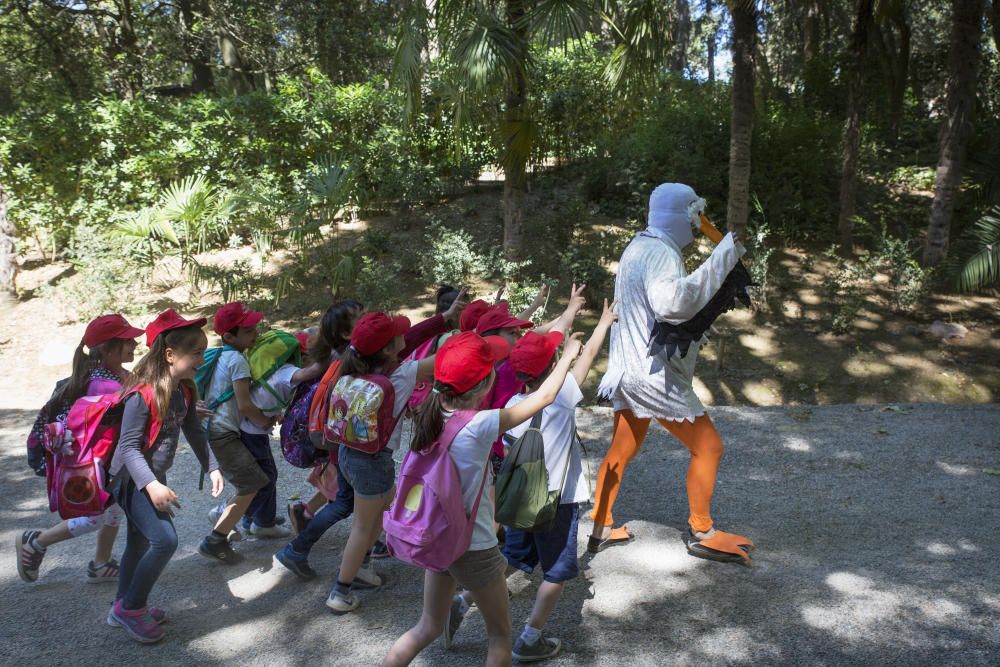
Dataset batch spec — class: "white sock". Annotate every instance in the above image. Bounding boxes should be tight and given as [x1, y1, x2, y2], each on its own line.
[29, 537, 46, 553]
[455, 595, 470, 615]
[520, 624, 541, 645]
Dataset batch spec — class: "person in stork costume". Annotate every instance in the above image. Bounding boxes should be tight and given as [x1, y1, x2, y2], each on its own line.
[589, 182, 755, 565]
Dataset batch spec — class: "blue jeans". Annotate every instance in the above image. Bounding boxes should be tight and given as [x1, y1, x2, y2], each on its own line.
[116, 480, 178, 610]
[241, 430, 278, 527]
[289, 464, 354, 556]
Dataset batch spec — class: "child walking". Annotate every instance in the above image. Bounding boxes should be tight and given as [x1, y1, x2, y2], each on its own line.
[325, 312, 436, 613]
[18, 314, 144, 584]
[199, 302, 283, 562]
[381, 330, 583, 667]
[107, 309, 224, 644]
[447, 299, 618, 661]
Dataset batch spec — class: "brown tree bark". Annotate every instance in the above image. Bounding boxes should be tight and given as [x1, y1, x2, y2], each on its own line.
[837, 0, 873, 256]
[502, 0, 529, 260]
[706, 0, 717, 84]
[923, 0, 985, 267]
[218, 31, 255, 94]
[0, 185, 17, 307]
[672, 0, 691, 73]
[179, 0, 214, 92]
[725, 1, 757, 238]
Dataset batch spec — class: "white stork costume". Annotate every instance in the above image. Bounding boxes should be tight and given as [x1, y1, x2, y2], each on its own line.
[588, 183, 755, 565]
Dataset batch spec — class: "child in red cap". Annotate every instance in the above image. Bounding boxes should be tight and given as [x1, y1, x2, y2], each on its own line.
[447, 299, 618, 661]
[325, 311, 439, 614]
[106, 309, 224, 643]
[382, 331, 584, 667]
[19, 314, 144, 586]
[198, 302, 285, 563]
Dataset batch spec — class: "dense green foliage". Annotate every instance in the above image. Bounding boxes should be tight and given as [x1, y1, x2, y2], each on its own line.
[1, 1, 999, 318]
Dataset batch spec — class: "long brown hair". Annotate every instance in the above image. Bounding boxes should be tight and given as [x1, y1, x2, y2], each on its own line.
[410, 373, 493, 453]
[56, 339, 125, 406]
[310, 299, 364, 368]
[124, 324, 207, 418]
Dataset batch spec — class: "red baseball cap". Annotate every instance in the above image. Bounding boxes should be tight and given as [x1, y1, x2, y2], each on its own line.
[82, 314, 145, 348]
[145, 309, 207, 347]
[351, 312, 411, 356]
[459, 299, 491, 332]
[475, 306, 533, 336]
[294, 331, 311, 355]
[213, 301, 264, 335]
[434, 331, 511, 393]
[511, 331, 565, 379]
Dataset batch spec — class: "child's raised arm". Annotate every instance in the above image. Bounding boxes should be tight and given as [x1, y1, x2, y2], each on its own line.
[534, 283, 586, 336]
[499, 334, 583, 433]
[233, 378, 273, 430]
[516, 283, 548, 321]
[571, 299, 617, 387]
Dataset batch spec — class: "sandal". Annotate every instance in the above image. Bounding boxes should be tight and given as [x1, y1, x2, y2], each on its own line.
[685, 529, 754, 566]
[587, 526, 634, 553]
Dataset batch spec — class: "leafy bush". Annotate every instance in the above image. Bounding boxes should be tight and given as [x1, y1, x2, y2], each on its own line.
[63, 226, 147, 320]
[421, 222, 488, 285]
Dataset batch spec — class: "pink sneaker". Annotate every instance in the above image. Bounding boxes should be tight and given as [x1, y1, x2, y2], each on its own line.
[107, 605, 167, 626]
[108, 599, 165, 643]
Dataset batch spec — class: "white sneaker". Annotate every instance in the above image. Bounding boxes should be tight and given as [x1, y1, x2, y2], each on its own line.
[352, 562, 383, 589]
[248, 523, 291, 539]
[326, 590, 360, 615]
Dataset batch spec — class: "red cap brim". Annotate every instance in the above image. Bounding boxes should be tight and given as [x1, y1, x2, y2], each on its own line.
[391, 315, 411, 337]
[238, 311, 264, 328]
[116, 324, 146, 340]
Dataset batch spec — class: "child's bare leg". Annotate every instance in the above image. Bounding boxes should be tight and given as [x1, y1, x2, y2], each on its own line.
[306, 492, 326, 514]
[469, 573, 513, 667]
[213, 494, 254, 534]
[94, 524, 119, 564]
[381, 570, 456, 666]
[526, 581, 564, 631]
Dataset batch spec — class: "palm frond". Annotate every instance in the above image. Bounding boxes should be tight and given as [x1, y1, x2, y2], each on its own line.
[113, 207, 179, 245]
[524, 0, 593, 46]
[498, 115, 538, 176]
[601, 0, 673, 92]
[452, 11, 529, 92]
[393, 0, 430, 119]
[957, 207, 1000, 292]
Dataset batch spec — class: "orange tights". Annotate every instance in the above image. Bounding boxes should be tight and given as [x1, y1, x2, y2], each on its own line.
[591, 410, 724, 534]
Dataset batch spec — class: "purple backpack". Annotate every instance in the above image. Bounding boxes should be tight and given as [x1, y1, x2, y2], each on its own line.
[280, 378, 326, 469]
[383, 410, 487, 572]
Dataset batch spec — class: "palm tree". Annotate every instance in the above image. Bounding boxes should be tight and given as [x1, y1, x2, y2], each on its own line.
[923, 0, 985, 267]
[395, 0, 595, 259]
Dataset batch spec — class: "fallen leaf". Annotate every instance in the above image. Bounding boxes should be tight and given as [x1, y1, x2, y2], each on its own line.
[288, 493, 301, 501]
[983, 469, 1000, 477]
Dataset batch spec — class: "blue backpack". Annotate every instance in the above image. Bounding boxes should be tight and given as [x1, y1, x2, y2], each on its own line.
[195, 345, 236, 409]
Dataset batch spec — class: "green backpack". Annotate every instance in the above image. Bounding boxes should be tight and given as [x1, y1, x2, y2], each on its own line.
[494, 412, 570, 533]
[247, 330, 302, 410]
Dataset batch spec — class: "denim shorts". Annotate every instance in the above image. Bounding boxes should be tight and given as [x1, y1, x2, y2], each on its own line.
[338, 445, 395, 499]
[502, 503, 580, 584]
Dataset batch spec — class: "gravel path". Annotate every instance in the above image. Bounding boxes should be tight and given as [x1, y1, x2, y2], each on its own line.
[1, 403, 998, 666]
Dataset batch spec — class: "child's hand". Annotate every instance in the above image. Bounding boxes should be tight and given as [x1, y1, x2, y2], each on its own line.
[600, 299, 619, 327]
[530, 283, 548, 309]
[146, 481, 180, 516]
[562, 332, 584, 360]
[195, 400, 214, 421]
[442, 287, 468, 326]
[493, 285, 506, 305]
[208, 469, 225, 498]
[567, 283, 587, 315]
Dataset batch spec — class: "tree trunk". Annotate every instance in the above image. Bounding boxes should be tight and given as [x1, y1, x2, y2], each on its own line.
[0, 185, 17, 307]
[837, 0, 873, 256]
[706, 0, 716, 84]
[179, 0, 215, 93]
[503, 0, 529, 260]
[725, 1, 757, 238]
[992, 0, 1000, 51]
[671, 0, 691, 74]
[889, 8, 911, 140]
[218, 32, 255, 94]
[802, 0, 823, 100]
[923, 0, 985, 267]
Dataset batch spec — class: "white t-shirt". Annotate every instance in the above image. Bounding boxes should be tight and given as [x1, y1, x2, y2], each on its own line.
[446, 409, 501, 551]
[241, 363, 300, 435]
[205, 348, 251, 436]
[504, 375, 589, 504]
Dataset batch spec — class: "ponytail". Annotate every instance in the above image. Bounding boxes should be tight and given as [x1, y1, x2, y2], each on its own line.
[410, 373, 494, 453]
[312, 299, 364, 367]
[57, 339, 118, 406]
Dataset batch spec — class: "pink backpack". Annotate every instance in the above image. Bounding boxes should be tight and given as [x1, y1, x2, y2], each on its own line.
[45, 386, 183, 519]
[383, 410, 487, 572]
[324, 373, 398, 454]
